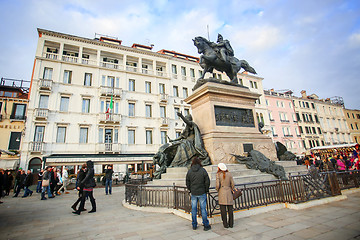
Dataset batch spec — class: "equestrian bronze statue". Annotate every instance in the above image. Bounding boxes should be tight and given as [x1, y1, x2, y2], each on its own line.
[193, 34, 257, 85]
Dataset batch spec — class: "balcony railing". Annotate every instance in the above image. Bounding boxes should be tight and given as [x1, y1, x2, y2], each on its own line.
[30, 142, 44, 152]
[43, 52, 59, 60]
[190, 77, 196, 82]
[97, 143, 120, 152]
[62, 55, 78, 63]
[101, 62, 122, 70]
[99, 113, 121, 122]
[156, 71, 167, 77]
[141, 68, 154, 75]
[160, 117, 169, 126]
[126, 65, 138, 73]
[39, 79, 53, 90]
[35, 108, 49, 119]
[100, 86, 122, 97]
[159, 93, 168, 103]
[10, 115, 26, 121]
[81, 58, 97, 66]
[181, 76, 187, 81]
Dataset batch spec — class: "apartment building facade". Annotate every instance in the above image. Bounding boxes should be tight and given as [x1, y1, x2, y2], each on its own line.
[343, 109, 360, 144]
[264, 89, 305, 155]
[0, 78, 29, 170]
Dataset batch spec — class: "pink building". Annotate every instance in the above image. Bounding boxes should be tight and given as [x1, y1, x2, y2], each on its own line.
[264, 89, 305, 155]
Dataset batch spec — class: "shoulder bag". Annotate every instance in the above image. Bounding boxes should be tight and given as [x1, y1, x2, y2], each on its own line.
[232, 188, 242, 200]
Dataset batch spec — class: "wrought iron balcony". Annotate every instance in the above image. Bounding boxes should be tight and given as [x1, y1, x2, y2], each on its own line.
[100, 86, 122, 97]
[39, 79, 53, 90]
[159, 93, 168, 103]
[29, 142, 44, 153]
[99, 113, 121, 123]
[35, 108, 49, 120]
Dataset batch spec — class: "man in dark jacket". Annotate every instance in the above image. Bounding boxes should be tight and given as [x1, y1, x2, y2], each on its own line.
[13, 170, 26, 197]
[73, 160, 96, 215]
[22, 170, 34, 198]
[186, 157, 211, 231]
[104, 165, 114, 195]
[13, 168, 22, 192]
[71, 164, 87, 211]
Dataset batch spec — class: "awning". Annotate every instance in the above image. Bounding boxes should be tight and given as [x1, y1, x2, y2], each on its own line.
[44, 154, 154, 165]
[311, 143, 357, 151]
[0, 158, 20, 170]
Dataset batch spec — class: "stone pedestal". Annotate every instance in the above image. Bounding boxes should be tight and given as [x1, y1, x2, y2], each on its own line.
[185, 81, 277, 165]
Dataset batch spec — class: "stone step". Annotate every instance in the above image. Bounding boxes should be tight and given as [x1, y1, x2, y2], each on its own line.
[204, 164, 248, 172]
[209, 169, 269, 179]
[161, 172, 187, 179]
[283, 165, 308, 174]
[165, 167, 188, 173]
[274, 161, 298, 167]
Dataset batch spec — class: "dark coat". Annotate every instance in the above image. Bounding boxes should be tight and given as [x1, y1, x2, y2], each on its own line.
[186, 164, 210, 195]
[80, 161, 96, 189]
[77, 169, 86, 189]
[105, 169, 114, 180]
[24, 173, 33, 187]
[15, 170, 21, 181]
[19, 173, 26, 188]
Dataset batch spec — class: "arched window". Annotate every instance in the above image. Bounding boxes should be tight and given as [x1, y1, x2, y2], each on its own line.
[28, 157, 42, 174]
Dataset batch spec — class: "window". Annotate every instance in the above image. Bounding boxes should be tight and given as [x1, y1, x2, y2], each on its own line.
[172, 64, 177, 74]
[174, 107, 180, 119]
[128, 103, 135, 117]
[161, 131, 167, 144]
[198, 70, 203, 77]
[8, 132, 21, 150]
[181, 66, 186, 76]
[190, 68, 195, 78]
[129, 79, 135, 91]
[107, 76, 115, 87]
[254, 81, 258, 89]
[79, 127, 88, 143]
[305, 102, 309, 108]
[184, 108, 190, 116]
[63, 70, 72, 84]
[82, 99, 90, 113]
[128, 129, 135, 144]
[317, 127, 322, 134]
[312, 127, 316, 134]
[84, 73, 92, 86]
[11, 104, 26, 120]
[39, 95, 49, 109]
[311, 103, 315, 109]
[159, 83, 165, 94]
[98, 128, 104, 143]
[299, 126, 303, 134]
[176, 131, 181, 138]
[43, 67, 53, 80]
[289, 102, 293, 108]
[250, 81, 254, 88]
[173, 86, 179, 97]
[34, 126, 45, 142]
[160, 106, 166, 118]
[60, 96, 69, 112]
[183, 87, 188, 98]
[145, 104, 152, 118]
[56, 127, 66, 143]
[146, 130, 153, 144]
[314, 115, 319, 123]
[114, 129, 118, 144]
[145, 81, 151, 93]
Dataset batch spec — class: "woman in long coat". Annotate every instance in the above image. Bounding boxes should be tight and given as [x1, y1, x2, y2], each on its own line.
[216, 163, 235, 228]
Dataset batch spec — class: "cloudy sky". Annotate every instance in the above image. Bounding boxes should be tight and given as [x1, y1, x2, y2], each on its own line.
[0, 0, 359, 108]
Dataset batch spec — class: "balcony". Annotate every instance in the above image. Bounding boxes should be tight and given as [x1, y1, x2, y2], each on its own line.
[39, 79, 53, 91]
[101, 61, 122, 70]
[29, 142, 44, 153]
[190, 77, 196, 82]
[181, 76, 187, 81]
[141, 68, 154, 75]
[160, 117, 169, 126]
[81, 58, 97, 66]
[159, 93, 168, 103]
[35, 108, 49, 120]
[62, 55, 78, 63]
[99, 113, 121, 123]
[97, 143, 120, 153]
[43, 52, 59, 60]
[156, 71, 167, 77]
[100, 86, 122, 97]
[10, 114, 26, 121]
[126, 65, 138, 73]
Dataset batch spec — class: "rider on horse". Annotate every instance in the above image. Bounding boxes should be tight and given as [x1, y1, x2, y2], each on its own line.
[210, 34, 234, 63]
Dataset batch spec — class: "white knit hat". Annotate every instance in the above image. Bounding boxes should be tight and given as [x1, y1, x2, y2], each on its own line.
[218, 163, 227, 171]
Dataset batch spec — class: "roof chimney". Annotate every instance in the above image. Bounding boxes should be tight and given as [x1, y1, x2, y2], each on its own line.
[300, 90, 307, 99]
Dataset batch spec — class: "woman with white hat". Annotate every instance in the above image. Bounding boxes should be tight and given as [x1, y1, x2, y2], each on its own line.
[216, 163, 235, 228]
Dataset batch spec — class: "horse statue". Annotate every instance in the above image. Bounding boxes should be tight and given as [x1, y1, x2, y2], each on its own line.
[193, 36, 257, 85]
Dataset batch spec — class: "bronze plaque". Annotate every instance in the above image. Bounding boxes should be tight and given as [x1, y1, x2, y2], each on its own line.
[214, 105, 255, 127]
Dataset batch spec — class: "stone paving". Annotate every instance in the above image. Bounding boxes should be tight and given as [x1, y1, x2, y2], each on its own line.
[0, 186, 359, 240]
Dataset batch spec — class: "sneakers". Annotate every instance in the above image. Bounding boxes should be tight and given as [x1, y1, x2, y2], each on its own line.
[88, 209, 96, 213]
[204, 225, 211, 231]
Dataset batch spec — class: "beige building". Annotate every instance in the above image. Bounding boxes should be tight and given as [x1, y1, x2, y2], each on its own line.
[20, 29, 266, 175]
[343, 109, 360, 144]
[291, 91, 325, 149]
[0, 78, 29, 170]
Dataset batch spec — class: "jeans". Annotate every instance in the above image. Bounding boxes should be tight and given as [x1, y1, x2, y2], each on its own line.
[23, 186, 33, 197]
[105, 179, 112, 194]
[191, 193, 210, 228]
[42, 185, 52, 198]
[36, 181, 42, 193]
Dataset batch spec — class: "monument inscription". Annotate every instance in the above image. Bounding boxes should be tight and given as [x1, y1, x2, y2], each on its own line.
[214, 105, 255, 127]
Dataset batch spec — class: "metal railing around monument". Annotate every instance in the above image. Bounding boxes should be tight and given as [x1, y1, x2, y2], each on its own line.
[124, 170, 360, 217]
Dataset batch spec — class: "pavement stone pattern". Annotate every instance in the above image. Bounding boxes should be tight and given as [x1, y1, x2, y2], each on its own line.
[0, 186, 359, 240]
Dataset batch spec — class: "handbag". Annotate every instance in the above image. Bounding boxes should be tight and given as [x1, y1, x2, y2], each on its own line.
[42, 179, 49, 187]
[232, 188, 242, 200]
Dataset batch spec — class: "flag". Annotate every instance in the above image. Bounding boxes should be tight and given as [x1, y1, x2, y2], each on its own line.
[105, 96, 113, 120]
